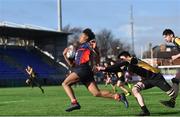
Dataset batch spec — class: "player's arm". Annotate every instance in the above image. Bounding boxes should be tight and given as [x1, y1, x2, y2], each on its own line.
[94, 47, 100, 65]
[89, 47, 100, 66]
[104, 61, 128, 72]
[172, 53, 180, 61]
[63, 48, 75, 67]
[89, 40, 100, 72]
[25, 68, 32, 75]
[25, 68, 28, 73]
[97, 61, 129, 73]
[89, 40, 99, 57]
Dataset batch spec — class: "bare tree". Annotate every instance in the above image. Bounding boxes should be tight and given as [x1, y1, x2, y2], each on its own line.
[113, 39, 131, 53]
[62, 25, 82, 44]
[96, 29, 131, 58]
[63, 25, 131, 59]
[109, 39, 122, 55]
[96, 29, 114, 57]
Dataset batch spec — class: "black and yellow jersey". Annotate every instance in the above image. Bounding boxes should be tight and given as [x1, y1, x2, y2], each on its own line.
[103, 57, 160, 79]
[173, 37, 180, 52]
[128, 58, 160, 78]
[107, 66, 124, 79]
[117, 71, 124, 78]
[30, 71, 36, 79]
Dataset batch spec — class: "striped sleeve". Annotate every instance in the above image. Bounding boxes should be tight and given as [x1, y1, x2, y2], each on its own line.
[174, 37, 180, 52]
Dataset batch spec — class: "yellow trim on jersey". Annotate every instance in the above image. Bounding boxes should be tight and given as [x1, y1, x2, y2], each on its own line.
[174, 37, 180, 46]
[137, 60, 160, 73]
[31, 72, 36, 78]
[117, 72, 123, 78]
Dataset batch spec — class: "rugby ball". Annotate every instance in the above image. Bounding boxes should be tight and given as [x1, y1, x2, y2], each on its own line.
[66, 45, 76, 59]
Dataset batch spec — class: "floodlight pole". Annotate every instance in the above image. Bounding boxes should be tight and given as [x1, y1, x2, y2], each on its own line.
[57, 0, 62, 31]
[130, 5, 135, 54]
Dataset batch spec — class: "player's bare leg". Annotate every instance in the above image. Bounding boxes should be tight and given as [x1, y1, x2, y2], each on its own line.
[85, 81, 129, 108]
[33, 79, 44, 94]
[132, 82, 150, 116]
[62, 72, 81, 112]
[117, 81, 131, 96]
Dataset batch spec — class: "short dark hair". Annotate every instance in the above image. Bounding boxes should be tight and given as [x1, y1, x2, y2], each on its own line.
[83, 28, 95, 41]
[27, 65, 32, 68]
[162, 29, 175, 37]
[118, 51, 131, 58]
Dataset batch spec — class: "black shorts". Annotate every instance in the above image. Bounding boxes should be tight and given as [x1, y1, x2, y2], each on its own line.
[142, 73, 171, 92]
[119, 76, 125, 83]
[111, 76, 118, 85]
[72, 64, 94, 85]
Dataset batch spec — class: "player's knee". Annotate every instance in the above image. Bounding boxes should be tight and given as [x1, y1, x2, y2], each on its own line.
[62, 81, 68, 87]
[132, 82, 144, 94]
[132, 87, 139, 95]
[132, 84, 143, 96]
[92, 92, 101, 97]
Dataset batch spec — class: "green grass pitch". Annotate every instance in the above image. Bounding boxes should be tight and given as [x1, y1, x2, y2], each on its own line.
[0, 85, 179, 116]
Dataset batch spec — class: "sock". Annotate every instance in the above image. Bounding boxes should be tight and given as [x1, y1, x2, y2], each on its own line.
[171, 78, 179, 98]
[71, 99, 78, 104]
[141, 106, 149, 113]
[114, 94, 120, 100]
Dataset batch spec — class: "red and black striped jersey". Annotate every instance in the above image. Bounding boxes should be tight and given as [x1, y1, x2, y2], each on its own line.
[75, 42, 92, 65]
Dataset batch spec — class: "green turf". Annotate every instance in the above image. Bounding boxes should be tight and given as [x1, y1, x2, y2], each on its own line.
[0, 85, 179, 116]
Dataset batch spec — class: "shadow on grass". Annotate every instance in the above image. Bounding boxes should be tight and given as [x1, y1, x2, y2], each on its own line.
[152, 111, 180, 116]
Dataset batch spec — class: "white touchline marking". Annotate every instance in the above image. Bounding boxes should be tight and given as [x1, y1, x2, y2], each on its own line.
[0, 100, 25, 104]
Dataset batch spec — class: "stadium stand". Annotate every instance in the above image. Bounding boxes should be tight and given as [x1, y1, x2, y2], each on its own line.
[0, 46, 68, 87]
[0, 23, 69, 87]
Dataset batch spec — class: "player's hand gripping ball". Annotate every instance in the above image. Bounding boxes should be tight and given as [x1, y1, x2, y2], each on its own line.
[66, 45, 76, 59]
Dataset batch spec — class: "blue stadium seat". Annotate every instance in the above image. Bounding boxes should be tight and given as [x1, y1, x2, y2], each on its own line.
[0, 46, 66, 86]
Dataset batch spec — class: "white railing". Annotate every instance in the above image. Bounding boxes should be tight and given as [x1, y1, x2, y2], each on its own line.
[34, 46, 69, 70]
[158, 65, 180, 69]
